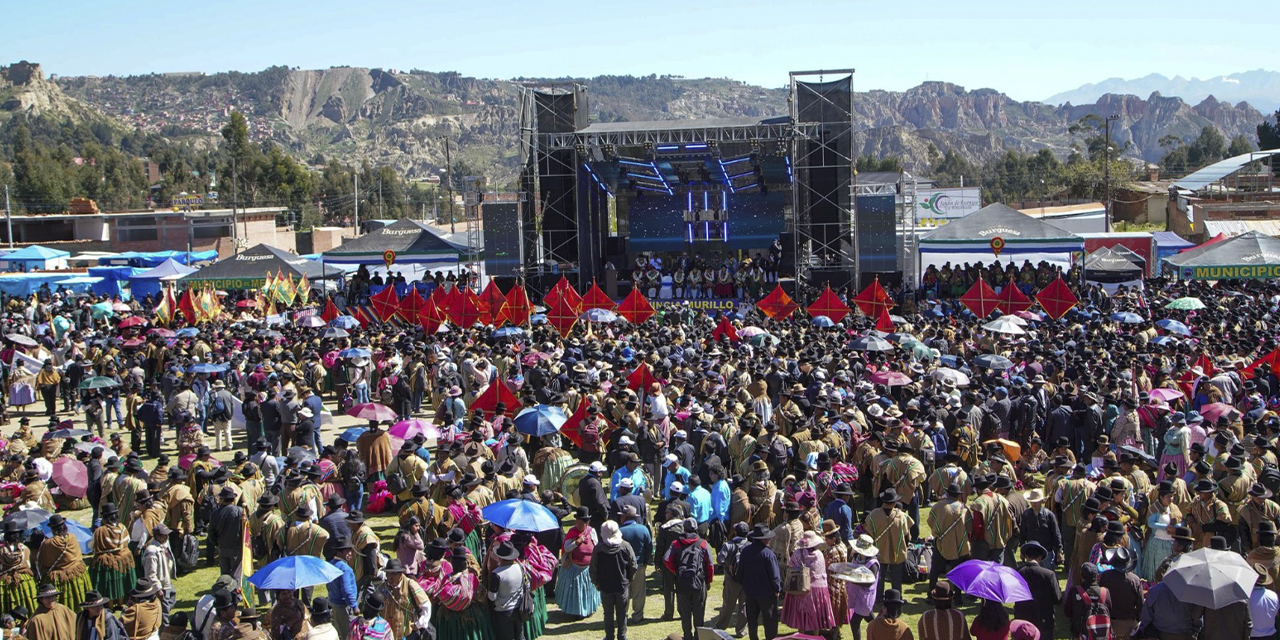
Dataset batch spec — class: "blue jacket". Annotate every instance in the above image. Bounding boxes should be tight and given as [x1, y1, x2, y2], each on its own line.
[736, 541, 781, 599]
[327, 558, 358, 607]
[619, 520, 653, 565]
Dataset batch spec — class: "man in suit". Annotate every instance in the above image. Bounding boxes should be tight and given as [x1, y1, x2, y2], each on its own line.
[579, 461, 609, 527]
[317, 494, 351, 558]
[1013, 541, 1061, 640]
[207, 486, 245, 576]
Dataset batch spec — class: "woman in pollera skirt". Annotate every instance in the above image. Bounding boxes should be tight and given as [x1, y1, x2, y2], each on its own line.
[419, 541, 494, 640]
[781, 531, 836, 636]
[0, 520, 37, 614]
[516, 531, 556, 640]
[36, 514, 92, 610]
[554, 507, 601, 617]
[88, 503, 136, 605]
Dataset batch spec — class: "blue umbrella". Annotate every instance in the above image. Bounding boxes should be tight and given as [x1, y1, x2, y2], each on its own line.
[1111, 312, 1144, 324]
[939, 354, 962, 368]
[530, 314, 548, 325]
[338, 427, 368, 443]
[582, 308, 619, 323]
[248, 555, 343, 590]
[973, 354, 1014, 370]
[492, 327, 525, 339]
[39, 519, 92, 553]
[175, 327, 200, 338]
[330, 316, 360, 329]
[812, 315, 834, 327]
[339, 348, 371, 358]
[188, 362, 229, 374]
[1156, 319, 1192, 336]
[513, 404, 568, 437]
[1152, 335, 1179, 346]
[481, 499, 562, 532]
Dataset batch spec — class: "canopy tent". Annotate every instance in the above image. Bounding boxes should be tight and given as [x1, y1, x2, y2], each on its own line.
[87, 266, 147, 299]
[1084, 246, 1144, 285]
[97, 250, 218, 268]
[179, 244, 344, 290]
[322, 218, 472, 268]
[1153, 231, 1195, 275]
[52, 276, 103, 296]
[0, 273, 88, 297]
[1166, 231, 1280, 280]
[0, 245, 70, 271]
[128, 259, 199, 301]
[918, 204, 1084, 279]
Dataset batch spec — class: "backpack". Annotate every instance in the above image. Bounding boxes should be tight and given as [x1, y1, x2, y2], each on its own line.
[385, 463, 409, 496]
[905, 542, 932, 583]
[723, 539, 745, 583]
[516, 564, 535, 621]
[676, 541, 708, 591]
[1076, 586, 1112, 640]
[177, 533, 201, 570]
[209, 393, 230, 421]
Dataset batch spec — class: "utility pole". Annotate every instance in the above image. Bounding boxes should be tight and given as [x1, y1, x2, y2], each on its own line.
[230, 155, 239, 245]
[377, 176, 383, 219]
[353, 171, 360, 233]
[1104, 114, 1118, 232]
[444, 138, 455, 233]
[4, 185, 12, 248]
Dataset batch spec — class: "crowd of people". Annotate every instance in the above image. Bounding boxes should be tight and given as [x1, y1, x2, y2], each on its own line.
[0, 269, 1277, 640]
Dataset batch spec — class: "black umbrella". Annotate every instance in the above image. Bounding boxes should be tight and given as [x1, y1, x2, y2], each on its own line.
[4, 333, 37, 347]
[43, 428, 92, 441]
[320, 327, 350, 339]
[0, 507, 53, 530]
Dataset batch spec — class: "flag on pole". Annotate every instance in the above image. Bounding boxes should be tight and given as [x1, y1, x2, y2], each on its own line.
[321, 297, 340, 324]
[297, 275, 311, 306]
[178, 289, 198, 325]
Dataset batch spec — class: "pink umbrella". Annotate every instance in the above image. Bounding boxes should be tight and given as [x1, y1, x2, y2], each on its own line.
[148, 328, 176, 338]
[178, 455, 224, 470]
[112, 302, 131, 312]
[1149, 388, 1184, 402]
[51, 458, 88, 498]
[122, 338, 145, 349]
[118, 316, 147, 329]
[347, 402, 399, 422]
[389, 419, 442, 441]
[870, 370, 913, 387]
[1014, 310, 1042, 321]
[1199, 402, 1238, 424]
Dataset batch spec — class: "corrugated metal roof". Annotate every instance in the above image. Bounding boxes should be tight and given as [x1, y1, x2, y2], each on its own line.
[1173, 150, 1280, 191]
[1203, 220, 1280, 237]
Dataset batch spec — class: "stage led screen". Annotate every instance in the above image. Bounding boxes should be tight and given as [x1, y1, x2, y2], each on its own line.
[856, 194, 897, 274]
[482, 202, 521, 277]
[627, 191, 788, 254]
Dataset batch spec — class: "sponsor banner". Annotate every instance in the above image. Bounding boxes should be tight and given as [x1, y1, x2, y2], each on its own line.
[915, 187, 982, 226]
[185, 277, 266, 290]
[1182, 264, 1280, 280]
[651, 298, 754, 316]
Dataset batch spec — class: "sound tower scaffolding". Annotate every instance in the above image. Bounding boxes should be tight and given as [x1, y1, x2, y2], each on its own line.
[790, 70, 856, 291]
[518, 83, 588, 293]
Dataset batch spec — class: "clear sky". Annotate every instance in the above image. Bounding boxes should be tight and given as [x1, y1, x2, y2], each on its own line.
[7, 0, 1270, 101]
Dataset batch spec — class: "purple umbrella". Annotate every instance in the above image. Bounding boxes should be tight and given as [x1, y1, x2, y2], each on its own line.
[946, 559, 1032, 603]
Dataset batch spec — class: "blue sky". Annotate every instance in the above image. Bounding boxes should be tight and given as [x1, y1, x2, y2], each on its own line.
[8, 0, 1269, 100]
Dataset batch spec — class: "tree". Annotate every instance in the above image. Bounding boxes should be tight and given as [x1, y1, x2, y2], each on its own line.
[1228, 135, 1254, 157]
[856, 155, 903, 173]
[1257, 109, 1280, 175]
[1160, 126, 1230, 175]
[931, 150, 979, 188]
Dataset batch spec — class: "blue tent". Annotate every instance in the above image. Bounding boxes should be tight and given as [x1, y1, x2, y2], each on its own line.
[0, 245, 71, 271]
[0, 273, 82, 296]
[88, 266, 147, 299]
[1153, 231, 1195, 276]
[128, 258, 198, 301]
[97, 250, 218, 268]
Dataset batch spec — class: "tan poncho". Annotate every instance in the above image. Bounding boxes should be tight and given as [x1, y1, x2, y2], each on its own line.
[90, 523, 135, 572]
[37, 533, 87, 583]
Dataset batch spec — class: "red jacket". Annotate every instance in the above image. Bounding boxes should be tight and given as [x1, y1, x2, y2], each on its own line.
[663, 535, 715, 586]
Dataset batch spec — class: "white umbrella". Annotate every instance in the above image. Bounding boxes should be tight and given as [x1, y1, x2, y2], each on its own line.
[932, 368, 971, 387]
[982, 317, 1026, 335]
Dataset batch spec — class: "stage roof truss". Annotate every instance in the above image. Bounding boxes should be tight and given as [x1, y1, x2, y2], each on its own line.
[546, 122, 813, 151]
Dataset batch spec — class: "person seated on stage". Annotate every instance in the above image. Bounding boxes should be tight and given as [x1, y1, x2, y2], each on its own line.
[672, 267, 685, 298]
[687, 267, 703, 299]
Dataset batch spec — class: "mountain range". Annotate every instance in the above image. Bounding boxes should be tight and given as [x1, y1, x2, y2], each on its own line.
[2, 62, 1272, 185]
[1045, 70, 1280, 112]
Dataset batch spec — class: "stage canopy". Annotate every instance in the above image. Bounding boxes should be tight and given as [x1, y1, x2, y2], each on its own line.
[1166, 231, 1280, 280]
[129, 258, 198, 301]
[180, 244, 344, 290]
[97, 250, 218, 268]
[918, 203, 1084, 275]
[322, 219, 471, 267]
[0, 245, 70, 271]
[1084, 247, 1144, 282]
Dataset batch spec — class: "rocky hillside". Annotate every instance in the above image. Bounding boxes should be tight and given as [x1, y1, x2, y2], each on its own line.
[37, 65, 1272, 183]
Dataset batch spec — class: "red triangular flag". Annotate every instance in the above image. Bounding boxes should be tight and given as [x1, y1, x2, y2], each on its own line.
[420, 294, 443, 335]
[996, 279, 1033, 314]
[449, 288, 484, 328]
[876, 307, 894, 333]
[617, 287, 655, 324]
[505, 284, 532, 327]
[560, 398, 589, 449]
[1035, 276, 1079, 320]
[852, 279, 895, 317]
[1241, 349, 1279, 380]
[178, 289, 198, 325]
[627, 362, 658, 392]
[757, 284, 798, 321]
[544, 276, 582, 314]
[806, 285, 851, 324]
[480, 281, 509, 326]
[711, 316, 739, 343]
[321, 297, 340, 324]
[468, 380, 520, 419]
[398, 288, 428, 324]
[546, 293, 579, 338]
[369, 284, 401, 322]
[581, 281, 616, 311]
[959, 279, 1001, 319]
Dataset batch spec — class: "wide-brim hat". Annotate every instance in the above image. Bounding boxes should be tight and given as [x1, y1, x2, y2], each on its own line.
[1024, 489, 1047, 504]
[82, 590, 109, 607]
[797, 530, 826, 550]
[494, 540, 521, 561]
[929, 580, 953, 601]
[345, 510, 366, 524]
[751, 460, 768, 473]
[820, 519, 840, 538]
[748, 523, 774, 541]
[384, 559, 407, 574]
[36, 583, 59, 599]
[1256, 563, 1276, 586]
[852, 534, 877, 557]
[130, 578, 160, 598]
[883, 588, 905, 604]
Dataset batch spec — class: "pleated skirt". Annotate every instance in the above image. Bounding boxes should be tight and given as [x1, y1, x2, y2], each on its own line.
[1141, 536, 1174, 581]
[53, 571, 93, 611]
[431, 602, 495, 640]
[90, 564, 137, 602]
[781, 586, 836, 632]
[553, 563, 600, 617]
[464, 530, 485, 565]
[522, 586, 548, 640]
[0, 573, 37, 615]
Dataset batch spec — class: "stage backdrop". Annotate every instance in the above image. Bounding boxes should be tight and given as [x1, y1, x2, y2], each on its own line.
[626, 191, 787, 254]
[856, 194, 897, 274]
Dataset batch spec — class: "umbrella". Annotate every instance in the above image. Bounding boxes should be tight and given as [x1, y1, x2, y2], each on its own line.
[1155, 319, 1192, 336]
[51, 458, 88, 498]
[39, 519, 92, 553]
[1163, 547, 1258, 608]
[1014, 310, 1042, 321]
[74, 441, 100, 455]
[1152, 335, 1179, 347]
[582, 308, 619, 323]
[982, 317, 1026, 335]
[177, 454, 224, 470]
[1149, 388, 1184, 402]
[513, 405, 568, 437]
[78, 376, 119, 390]
[148, 328, 176, 338]
[339, 348, 371, 359]
[1199, 402, 1237, 424]
[330, 316, 361, 329]
[338, 427, 368, 443]
[89, 302, 114, 319]
[480, 499, 562, 532]
[1111, 312, 1144, 324]
[347, 403, 398, 422]
[248, 555, 344, 590]
[43, 428, 91, 441]
[870, 370, 913, 387]
[118, 317, 147, 329]
[188, 363, 229, 374]
[886, 332, 917, 344]
[1166, 297, 1206, 311]
[889, 314, 908, 324]
[905, 341, 935, 361]
[389, 419, 441, 442]
[297, 315, 326, 328]
[121, 338, 145, 349]
[320, 327, 349, 339]
[973, 354, 1014, 370]
[983, 439, 1022, 462]
[492, 327, 525, 339]
[175, 327, 200, 338]
[5, 333, 37, 347]
[946, 559, 1033, 603]
[739, 326, 767, 338]
[1118, 445, 1157, 468]
[236, 299, 257, 308]
[256, 329, 284, 338]
[812, 315, 835, 328]
[933, 368, 970, 387]
[112, 302, 131, 312]
[748, 332, 779, 347]
[530, 314, 548, 325]
[850, 335, 893, 352]
[0, 507, 53, 530]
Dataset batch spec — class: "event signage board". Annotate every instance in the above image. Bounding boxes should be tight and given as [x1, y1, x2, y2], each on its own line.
[651, 298, 753, 316]
[1182, 264, 1280, 280]
[914, 187, 983, 226]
